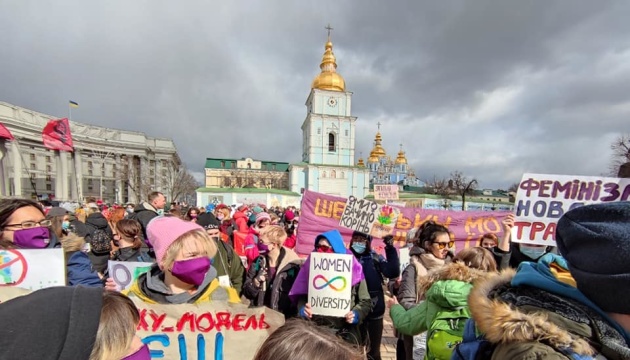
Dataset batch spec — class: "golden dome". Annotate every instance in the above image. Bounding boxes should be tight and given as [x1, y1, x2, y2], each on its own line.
[311, 39, 346, 92]
[369, 131, 387, 159]
[357, 158, 365, 167]
[395, 145, 408, 164]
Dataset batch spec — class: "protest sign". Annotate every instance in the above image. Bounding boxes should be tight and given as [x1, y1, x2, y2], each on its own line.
[0, 288, 284, 360]
[0, 248, 65, 290]
[297, 190, 511, 256]
[108, 260, 153, 291]
[512, 173, 630, 246]
[374, 184, 399, 200]
[308, 252, 353, 317]
[338, 196, 401, 238]
[398, 247, 410, 276]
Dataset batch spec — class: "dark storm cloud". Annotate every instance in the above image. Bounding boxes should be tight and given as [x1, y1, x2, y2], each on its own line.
[1, 0, 628, 189]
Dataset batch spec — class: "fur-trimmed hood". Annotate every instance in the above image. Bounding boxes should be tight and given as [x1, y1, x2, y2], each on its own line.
[468, 268, 627, 357]
[418, 262, 488, 294]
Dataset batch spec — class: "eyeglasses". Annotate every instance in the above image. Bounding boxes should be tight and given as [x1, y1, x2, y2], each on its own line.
[316, 244, 332, 252]
[433, 241, 455, 250]
[3, 219, 52, 229]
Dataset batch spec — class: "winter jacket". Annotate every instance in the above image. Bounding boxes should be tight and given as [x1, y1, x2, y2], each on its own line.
[290, 229, 373, 346]
[212, 237, 245, 295]
[397, 246, 451, 309]
[111, 246, 151, 263]
[84, 212, 113, 274]
[242, 247, 302, 317]
[469, 254, 630, 359]
[244, 226, 262, 268]
[390, 262, 487, 336]
[283, 233, 297, 249]
[125, 264, 240, 305]
[133, 202, 159, 242]
[489, 246, 511, 270]
[352, 244, 400, 320]
[60, 233, 103, 288]
[232, 211, 249, 233]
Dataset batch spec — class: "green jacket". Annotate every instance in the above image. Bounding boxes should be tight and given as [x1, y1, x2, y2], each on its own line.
[212, 238, 245, 295]
[390, 262, 485, 336]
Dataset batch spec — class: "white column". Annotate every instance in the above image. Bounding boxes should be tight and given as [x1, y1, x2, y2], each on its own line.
[60, 151, 69, 201]
[11, 140, 22, 197]
[54, 151, 63, 200]
[115, 154, 122, 204]
[73, 149, 83, 202]
[0, 140, 8, 196]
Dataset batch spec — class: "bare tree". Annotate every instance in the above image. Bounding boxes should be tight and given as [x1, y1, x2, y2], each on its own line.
[451, 170, 478, 211]
[610, 134, 630, 177]
[508, 182, 519, 193]
[163, 164, 200, 202]
[118, 155, 152, 203]
[425, 175, 452, 197]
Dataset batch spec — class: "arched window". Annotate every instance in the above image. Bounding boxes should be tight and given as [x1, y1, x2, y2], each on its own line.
[322, 171, 327, 178]
[328, 132, 336, 152]
[340, 171, 345, 179]
[331, 170, 336, 179]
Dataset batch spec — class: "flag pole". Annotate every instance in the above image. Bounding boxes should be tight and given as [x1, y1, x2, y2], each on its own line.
[69, 101, 81, 203]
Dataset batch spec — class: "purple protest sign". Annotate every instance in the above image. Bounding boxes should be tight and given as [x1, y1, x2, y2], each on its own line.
[295, 190, 511, 256]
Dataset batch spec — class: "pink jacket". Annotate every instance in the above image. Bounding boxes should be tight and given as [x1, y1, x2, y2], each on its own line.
[244, 226, 261, 269]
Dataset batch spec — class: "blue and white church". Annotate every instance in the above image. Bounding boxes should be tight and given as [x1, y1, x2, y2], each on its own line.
[289, 33, 370, 198]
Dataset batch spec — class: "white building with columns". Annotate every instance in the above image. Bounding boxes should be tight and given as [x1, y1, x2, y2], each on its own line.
[0, 101, 180, 204]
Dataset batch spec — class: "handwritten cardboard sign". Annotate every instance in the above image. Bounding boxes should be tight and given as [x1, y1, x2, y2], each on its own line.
[0, 288, 284, 360]
[107, 261, 153, 291]
[308, 252, 353, 317]
[374, 185, 399, 200]
[513, 173, 630, 246]
[339, 196, 400, 238]
[0, 248, 65, 290]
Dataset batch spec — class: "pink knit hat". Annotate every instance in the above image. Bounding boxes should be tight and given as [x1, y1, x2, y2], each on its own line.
[255, 212, 271, 224]
[147, 216, 204, 264]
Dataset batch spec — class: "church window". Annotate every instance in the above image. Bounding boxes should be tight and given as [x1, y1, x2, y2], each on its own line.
[322, 171, 326, 178]
[317, 128, 321, 135]
[328, 132, 336, 152]
[331, 170, 336, 179]
[340, 171, 345, 179]
[220, 161, 225, 168]
[247, 163, 251, 169]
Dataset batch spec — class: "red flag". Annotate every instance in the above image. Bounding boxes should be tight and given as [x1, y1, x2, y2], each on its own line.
[0, 123, 14, 140]
[42, 118, 74, 152]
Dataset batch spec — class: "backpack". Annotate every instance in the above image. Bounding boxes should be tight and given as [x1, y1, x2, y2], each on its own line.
[88, 228, 112, 255]
[451, 319, 494, 360]
[426, 306, 471, 360]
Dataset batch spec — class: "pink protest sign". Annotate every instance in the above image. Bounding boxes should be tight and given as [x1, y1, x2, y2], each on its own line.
[295, 190, 511, 255]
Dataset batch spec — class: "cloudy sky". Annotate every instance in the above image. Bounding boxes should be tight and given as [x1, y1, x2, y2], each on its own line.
[1, 1, 628, 189]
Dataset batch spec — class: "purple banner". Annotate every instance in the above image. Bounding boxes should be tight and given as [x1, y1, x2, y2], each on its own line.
[296, 190, 512, 256]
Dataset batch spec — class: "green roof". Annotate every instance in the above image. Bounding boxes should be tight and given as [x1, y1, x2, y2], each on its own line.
[205, 158, 289, 171]
[196, 187, 300, 196]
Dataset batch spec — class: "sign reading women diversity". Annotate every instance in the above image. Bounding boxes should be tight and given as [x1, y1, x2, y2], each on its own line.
[297, 190, 511, 256]
[0, 249, 65, 289]
[107, 261, 153, 291]
[338, 196, 401, 238]
[512, 173, 630, 246]
[308, 252, 353, 317]
[0, 288, 284, 360]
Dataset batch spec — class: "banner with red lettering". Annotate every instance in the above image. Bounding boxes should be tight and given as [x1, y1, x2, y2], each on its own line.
[42, 118, 74, 152]
[513, 173, 630, 246]
[296, 190, 511, 255]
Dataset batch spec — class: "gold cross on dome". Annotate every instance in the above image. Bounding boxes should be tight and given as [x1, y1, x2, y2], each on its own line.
[377, 122, 382, 131]
[325, 24, 334, 39]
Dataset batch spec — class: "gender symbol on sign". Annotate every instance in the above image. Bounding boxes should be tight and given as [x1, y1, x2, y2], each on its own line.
[0, 250, 28, 286]
[312, 274, 347, 291]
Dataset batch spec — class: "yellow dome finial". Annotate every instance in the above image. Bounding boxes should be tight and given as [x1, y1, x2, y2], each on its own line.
[369, 122, 387, 159]
[396, 143, 408, 165]
[311, 24, 346, 92]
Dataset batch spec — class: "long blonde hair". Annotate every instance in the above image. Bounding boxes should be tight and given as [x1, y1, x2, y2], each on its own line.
[89, 291, 139, 360]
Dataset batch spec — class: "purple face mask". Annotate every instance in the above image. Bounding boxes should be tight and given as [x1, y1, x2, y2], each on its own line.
[13, 227, 50, 249]
[257, 242, 270, 254]
[171, 257, 211, 286]
[122, 344, 151, 360]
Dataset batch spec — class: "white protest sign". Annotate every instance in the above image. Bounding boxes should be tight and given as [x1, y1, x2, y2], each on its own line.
[339, 196, 401, 238]
[0, 248, 65, 290]
[308, 252, 353, 317]
[374, 184, 399, 200]
[108, 260, 153, 291]
[398, 247, 410, 277]
[513, 173, 630, 246]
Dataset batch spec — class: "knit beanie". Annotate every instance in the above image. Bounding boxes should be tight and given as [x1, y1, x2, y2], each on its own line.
[252, 206, 263, 214]
[0, 286, 103, 360]
[284, 210, 295, 222]
[255, 212, 271, 225]
[556, 201, 630, 314]
[147, 216, 204, 264]
[197, 213, 221, 230]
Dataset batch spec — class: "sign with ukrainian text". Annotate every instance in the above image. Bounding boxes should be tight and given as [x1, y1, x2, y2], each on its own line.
[308, 252, 353, 317]
[298, 190, 511, 256]
[338, 196, 401, 238]
[0, 249, 65, 290]
[374, 184, 399, 200]
[512, 173, 630, 246]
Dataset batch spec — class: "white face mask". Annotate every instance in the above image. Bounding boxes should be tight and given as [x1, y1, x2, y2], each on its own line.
[520, 245, 547, 260]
